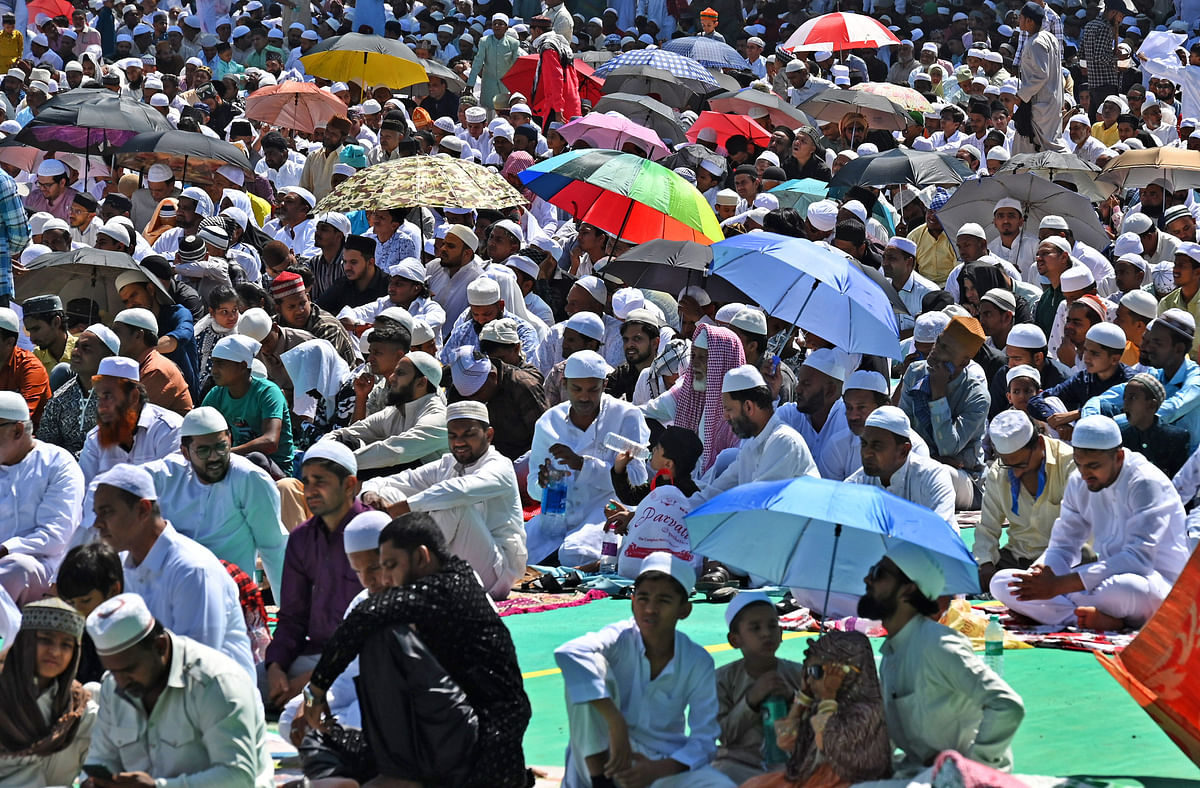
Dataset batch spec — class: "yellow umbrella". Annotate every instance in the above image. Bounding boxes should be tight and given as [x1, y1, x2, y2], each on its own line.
[299, 33, 428, 90]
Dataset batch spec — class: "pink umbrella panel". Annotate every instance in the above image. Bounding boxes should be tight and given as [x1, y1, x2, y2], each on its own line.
[557, 113, 671, 161]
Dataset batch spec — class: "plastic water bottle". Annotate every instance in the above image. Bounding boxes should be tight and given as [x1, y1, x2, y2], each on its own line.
[540, 467, 570, 538]
[761, 696, 789, 767]
[599, 525, 620, 573]
[984, 614, 1005, 677]
[603, 431, 650, 461]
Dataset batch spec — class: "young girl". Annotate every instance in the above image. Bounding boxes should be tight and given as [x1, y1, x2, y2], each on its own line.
[195, 284, 240, 398]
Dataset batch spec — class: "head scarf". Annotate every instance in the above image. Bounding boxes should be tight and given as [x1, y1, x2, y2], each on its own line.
[484, 265, 543, 335]
[180, 185, 214, 219]
[0, 599, 90, 758]
[142, 197, 178, 245]
[671, 323, 745, 472]
[786, 630, 890, 784]
[280, 338, 353, 421]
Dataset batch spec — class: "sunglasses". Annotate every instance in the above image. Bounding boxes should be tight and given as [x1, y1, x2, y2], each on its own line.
[866, 560, 897, 583]
[804, 663, 861, 680]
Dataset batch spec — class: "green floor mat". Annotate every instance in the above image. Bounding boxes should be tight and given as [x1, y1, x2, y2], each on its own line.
[507, 596, 1199, 783]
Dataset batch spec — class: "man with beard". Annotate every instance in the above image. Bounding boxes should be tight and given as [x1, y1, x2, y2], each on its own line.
[85, 593, 272, 786]
[201, 334, 295, 475]
[606, 309, 661, 403]
[299, 115, 351, 202]
[142, 407, 287, 592]
[269, 270, 359, 367]
[327, 350, 448, 474]
[112, 308, 194, 416]
[426, 224, 485, 340]
[441, 276, 541, 365]
[78, 357, 182, 485]
[861, 542, 1024, 776]
[820, 370, 932, 481]
[847, 406, 956, 524]
[89, 463, 256, 679]
[38, 323, 118, 457]
[317, 234, 390, 315]
[0, 392, 84, 605]
[778, 348, 852, 480]
[360, 400, 526, 600]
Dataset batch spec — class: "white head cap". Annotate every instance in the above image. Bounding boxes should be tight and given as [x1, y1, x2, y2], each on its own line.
[1060, 266, 1095, 292]
[1006, 323, 1047, 350]
[303, 439, 358, 476]
[1120, 289, 1159, 322]
[863, 404, 910, 438]
[1005, 364, 1041, 389]
[1071, 415, 1122, 450]
[843, 369, 888, 395]
[0, 391, 29, 422]
[180, 406, 228, 437]
[445, 400, 491, 425]
[914, 311, 951, 343]
[988, 409, 1035, 455]
[565, 311, 605, 342]
[721, 364, 766, 393]
[724, 589, 773, 629]
[237, 308, 273, 342]
[637, 550, 695, 594]
[114, 307, 158, 334]
[450, 348, 492, 395]
[1086, 322, 1127, 351]
[801, 347, 847, 382]
[212, 335, 261, 367]
[466, 277, 502, 306]
[343, 510, 392, 554]
[564, 349, 613, 379]
[95, 463, 157, 500]
[86, 593, 157, 656]
[97, 356, 140, 381]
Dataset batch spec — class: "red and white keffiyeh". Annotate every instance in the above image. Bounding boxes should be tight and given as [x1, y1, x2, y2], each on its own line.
[671, 323, 746, 472]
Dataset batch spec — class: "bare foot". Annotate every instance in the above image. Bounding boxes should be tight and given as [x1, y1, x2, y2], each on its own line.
[1004, 610, 1039, 626]
[1074, 606, 1126, 631]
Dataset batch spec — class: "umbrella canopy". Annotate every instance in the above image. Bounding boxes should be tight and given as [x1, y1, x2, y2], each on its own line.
[710, 232, 901, 357]
[708, 87, 812, 129]
[15, 248, 173, 318]
[16, 89, 171, 154]
[592, 49, 721, 89]
[768, 178, 829, 213]
[827, 148, 974, 194]
[591, 93, 685, 143]
[502, 54, 603, 106]
[114, 130, 253, 185]
[851, 82, 931, 113]
[0, 135, 44, 173]
[685, 110, 771, 148]
[315, 155, 527, 213]
[407, 58, 467, 96]
[599, 240, 747, 301]
[663, 36, 751, 70]
[998, 151, 1116, 202]
[300, 33, 428, 90]
[935, 172, 1109, 255]
[782, 12, 902, 52]
[559, 113, 670, 160]
[798, 87, 912, 132]
[1098, 147, 1200, 191]
[599, 65, 699, 109]
[245, 82, 347, 134]
[658, 143, 727, 176]
[27, 0, 73, 20]
[519, 150, 724, 245]
[686, 477, 980, 604]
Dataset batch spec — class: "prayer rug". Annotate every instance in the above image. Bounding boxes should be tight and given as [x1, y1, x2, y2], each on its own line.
[497, 588, 610, 617]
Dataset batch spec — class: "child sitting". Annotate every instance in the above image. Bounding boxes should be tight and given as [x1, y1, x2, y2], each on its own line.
[55, 542, 125, 684]
[610, 426, 704, 504]
[712, 591, 805, 783]
[554, 552, 736, 788]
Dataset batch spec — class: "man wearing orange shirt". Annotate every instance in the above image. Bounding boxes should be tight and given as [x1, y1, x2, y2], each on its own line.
[112, 308, 194, 416]
[0, 307, 51, 428]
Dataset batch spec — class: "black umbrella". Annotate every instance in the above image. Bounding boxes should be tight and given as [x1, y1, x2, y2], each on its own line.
[15, 248, 173, 319]
[16, 89, 171, 154]
[598, 240, 747, 302]
[827, 148, 974, 194]
[114, 130, 253, 185]
[659, 143, 727, 177]
[592, 92, 686, 143]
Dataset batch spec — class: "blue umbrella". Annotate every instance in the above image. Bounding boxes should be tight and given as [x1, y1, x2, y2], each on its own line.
[591, 49, 722, 88]
[686, 477, 979, 614]
[662, 36, 752, 70]
[709, 232, 901, 358]
[768, 178, 829, 214]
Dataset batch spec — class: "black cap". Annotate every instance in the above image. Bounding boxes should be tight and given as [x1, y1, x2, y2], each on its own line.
[103, 193, 132, 213]
[139, 255, 172, 280]
[22, 294, 63, 316]
[72, 191, 98, 212]
[344, 234, 378, 258]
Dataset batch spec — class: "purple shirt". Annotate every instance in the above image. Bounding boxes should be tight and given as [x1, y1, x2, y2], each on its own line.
[265, 500, 369, 670]
[24, 185, 80, 222]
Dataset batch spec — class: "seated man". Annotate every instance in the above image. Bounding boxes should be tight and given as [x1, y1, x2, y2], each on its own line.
[79, 357, 183, 484]
[37, 322, 118, 458]
[0, 306, 52, 428]
[991, 415, 1191, 630]
[441, 275, 541, 366]
[143, 406, 288, 592]
[448, 346, 546, 461]
[328, 349, 448, 474]
[90, 463, 256, 678]
[112, 307, 194, 415]
[301, 513, 532, 788]
[114, 268, 199, 394]
[847, 406, 956, 524]
[863, 543, 1024, 776]
[360, 399, 525, 600]
[527, 350, 649, 566]
[777, 347, 853, 480]
[84, 593, 273, 786]
[978, 410, 1077, 590]
[0, 392, 84, 604]
[201, 334, 295, 474]
[899, 315, 991, 509]
[555, 552, 735, 788]
[821, 370, 930, 480]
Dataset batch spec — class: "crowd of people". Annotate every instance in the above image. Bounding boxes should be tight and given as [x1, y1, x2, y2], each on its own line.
[0, 0, 1197, 784]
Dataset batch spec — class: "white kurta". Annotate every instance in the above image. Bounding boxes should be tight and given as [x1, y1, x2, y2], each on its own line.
[0, 440, 84, 573]
[361, 446, 527, 599]
[846, 452, 957, 525]
[689, 411, 819, 507]
[327, 392, 448, 471]
[143, 452, 288, 591]
[526, 395, 650, 565]
[78, 403, 183, 483]
[777, 400, 853, 481]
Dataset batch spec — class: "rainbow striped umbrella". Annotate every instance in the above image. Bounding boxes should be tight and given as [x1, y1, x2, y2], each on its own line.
[518, 150, 724, 245]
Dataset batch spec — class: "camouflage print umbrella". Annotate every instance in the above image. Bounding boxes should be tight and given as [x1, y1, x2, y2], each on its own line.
[314, 156, 528, 213]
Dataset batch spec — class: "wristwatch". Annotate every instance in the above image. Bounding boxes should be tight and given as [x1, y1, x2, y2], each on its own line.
[302, 683, 321, 707]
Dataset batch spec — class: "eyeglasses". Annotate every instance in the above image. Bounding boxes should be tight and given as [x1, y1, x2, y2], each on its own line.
[191, 441, 230, 460]
[999, 445, 1037, 471]
[36, 179, 58, 189]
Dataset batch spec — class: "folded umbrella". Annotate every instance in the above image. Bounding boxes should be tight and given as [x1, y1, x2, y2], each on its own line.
[300, 33, 428, 90]
[663, 36, 751, 70]
[782, 12, 902, 52]
[519, 150, 724, 245]
[315, 155, 527, 213]
[708, 87, 812, 130]
[114, 130, 253, 185]
[685, 110, 771, 148]
[798, 87, 912, 131]
[935, 172, 1109, 255]
[686, 477, 980, 613]
[599, 240, 746, 302]
[827, 148, 974, 194]
[709, 231, 901, 357]
[999, 150, 1115, 202]
[599, 65, 700, 110]
[591, 93, 685, 144]
[245, 81, 348, 134]
[558, 113, 671, 160]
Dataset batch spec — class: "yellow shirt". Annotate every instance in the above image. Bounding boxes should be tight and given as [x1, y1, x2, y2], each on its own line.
[0, 31, 22, 72]
[1157, 286, 1200, 354]
[32, 332, 76, 375]
[907, 224, 958, 287]
[1091, 121, 1119, 146]
[977, 433, 1076, 564]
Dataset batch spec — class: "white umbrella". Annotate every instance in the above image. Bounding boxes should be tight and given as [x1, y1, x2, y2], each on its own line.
[782, 12, 902, 52]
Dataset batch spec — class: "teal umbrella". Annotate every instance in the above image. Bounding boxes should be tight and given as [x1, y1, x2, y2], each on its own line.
[768, 178, 828, 214]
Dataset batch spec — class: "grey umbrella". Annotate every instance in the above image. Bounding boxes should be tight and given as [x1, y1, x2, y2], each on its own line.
[600, 65, 700, 109]
[592, 92, 686, 143]
[998, 151, 1116, 202]
[15, 249, 173, 319]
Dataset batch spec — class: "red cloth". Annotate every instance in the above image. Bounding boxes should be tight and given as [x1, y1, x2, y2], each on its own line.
[0, 346, 51, 428]
[530, 49, 581, 123]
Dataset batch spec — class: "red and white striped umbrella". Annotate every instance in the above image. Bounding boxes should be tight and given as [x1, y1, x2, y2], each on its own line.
[782, 12, 902, 52]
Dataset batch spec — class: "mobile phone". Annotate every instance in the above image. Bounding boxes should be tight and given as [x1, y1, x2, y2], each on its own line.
[83, 764, 113, 780]
[769, 354, 781, 375]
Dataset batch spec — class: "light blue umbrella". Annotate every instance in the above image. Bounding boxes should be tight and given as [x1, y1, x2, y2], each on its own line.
[768, 178, 829, 214]
[662, 36, 752, 70]
[591, 49, 722, 88]
[686, 477, 979, 613]
[709, 232, 901, 358]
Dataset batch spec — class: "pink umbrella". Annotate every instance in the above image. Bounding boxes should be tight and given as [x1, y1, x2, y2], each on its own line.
[558, 112, 670, 161]
[244, 82, 348, 135]
[782, 12, 901, 52]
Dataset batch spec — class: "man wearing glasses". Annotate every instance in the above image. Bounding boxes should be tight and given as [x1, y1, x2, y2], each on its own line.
[977, 410, 1076, 591]
[143, 406, 287, 593]
[24, 158, 79, 221]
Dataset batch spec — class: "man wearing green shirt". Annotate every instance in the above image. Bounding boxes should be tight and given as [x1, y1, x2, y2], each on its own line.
[202, 334, 295, 473]
[1034, 237, 1071, 335]
[468, 15, 521, 117]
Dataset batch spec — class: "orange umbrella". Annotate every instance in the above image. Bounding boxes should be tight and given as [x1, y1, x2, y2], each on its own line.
[685, 110, 771, 149]
[244, 82, 348, 134]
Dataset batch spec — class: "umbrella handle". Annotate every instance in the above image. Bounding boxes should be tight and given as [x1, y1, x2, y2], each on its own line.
[821, 522, 842, 627]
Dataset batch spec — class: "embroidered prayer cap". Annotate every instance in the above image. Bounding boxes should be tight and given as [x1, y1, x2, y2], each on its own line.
[988, 408, 1035, 455]
[20, 598, 84, 640]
